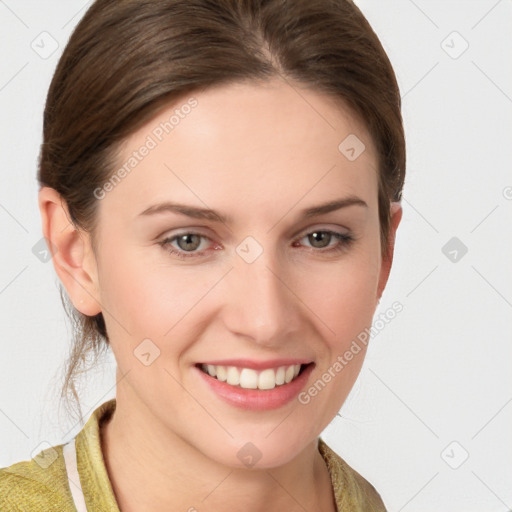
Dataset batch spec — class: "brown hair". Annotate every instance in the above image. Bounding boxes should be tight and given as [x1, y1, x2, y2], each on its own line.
[38, 0, 405, 424]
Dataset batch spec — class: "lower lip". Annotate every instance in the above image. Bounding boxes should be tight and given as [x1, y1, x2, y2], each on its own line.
[195, 363, 315, 411]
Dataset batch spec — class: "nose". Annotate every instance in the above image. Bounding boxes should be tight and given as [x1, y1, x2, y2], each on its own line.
[221, 247, 301, 347]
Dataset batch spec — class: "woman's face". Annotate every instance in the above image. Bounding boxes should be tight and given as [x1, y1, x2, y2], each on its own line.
[86, 78, 399, 468]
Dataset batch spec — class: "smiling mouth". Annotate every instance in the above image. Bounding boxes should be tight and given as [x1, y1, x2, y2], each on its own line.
[196, 362, 312, 390]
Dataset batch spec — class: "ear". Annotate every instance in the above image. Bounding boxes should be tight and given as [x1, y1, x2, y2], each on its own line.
[376, 201, 402, 303]
[38, 186, 102, 316]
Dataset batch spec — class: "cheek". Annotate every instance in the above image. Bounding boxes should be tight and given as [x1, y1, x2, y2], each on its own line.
[96, 242, 223, 339]
[300, 253, 379, 344]
[299, 264, 375, 422]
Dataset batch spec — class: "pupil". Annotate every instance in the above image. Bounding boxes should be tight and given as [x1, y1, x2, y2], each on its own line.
[309, 232, 330, 248]
[178, 234, 200, 251]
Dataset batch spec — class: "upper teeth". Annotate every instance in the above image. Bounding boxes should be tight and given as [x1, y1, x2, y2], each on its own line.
[201, 364, 302, 390]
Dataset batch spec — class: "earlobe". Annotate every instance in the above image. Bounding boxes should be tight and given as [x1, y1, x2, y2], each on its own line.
[38, 186, 102, 316]
[376, 201, 403, 303]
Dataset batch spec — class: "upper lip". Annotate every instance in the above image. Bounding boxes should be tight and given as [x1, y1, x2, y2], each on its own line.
[197, 359, 314, 371]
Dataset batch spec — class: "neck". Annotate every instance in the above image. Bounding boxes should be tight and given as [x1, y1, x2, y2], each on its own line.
[100, 394, 337, 512]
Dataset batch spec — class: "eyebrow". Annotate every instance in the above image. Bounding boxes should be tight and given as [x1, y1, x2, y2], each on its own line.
[137, 195, 368, 224]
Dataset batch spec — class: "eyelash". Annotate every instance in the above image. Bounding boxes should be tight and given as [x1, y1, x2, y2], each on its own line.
[158, 229, 355, 260]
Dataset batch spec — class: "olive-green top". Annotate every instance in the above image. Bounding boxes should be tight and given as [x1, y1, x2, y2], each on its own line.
[0, 399, 387, 511]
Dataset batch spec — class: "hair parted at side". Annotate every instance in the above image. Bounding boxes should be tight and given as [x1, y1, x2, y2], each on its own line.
[38, 0, 406, 424]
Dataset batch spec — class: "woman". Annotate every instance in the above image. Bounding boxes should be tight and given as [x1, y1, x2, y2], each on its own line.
[0, 0, 404, 510]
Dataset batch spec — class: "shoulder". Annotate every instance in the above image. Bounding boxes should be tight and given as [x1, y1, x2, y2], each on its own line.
[0, 443, 74, 511]
[318, 437, 388, 511]
[0, 399, 118, 512]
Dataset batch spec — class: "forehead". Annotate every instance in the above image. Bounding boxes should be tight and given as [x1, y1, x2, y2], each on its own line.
[101, 78, 378, 222]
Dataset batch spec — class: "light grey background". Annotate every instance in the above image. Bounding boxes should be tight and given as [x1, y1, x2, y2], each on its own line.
[1, 1, 511, 511]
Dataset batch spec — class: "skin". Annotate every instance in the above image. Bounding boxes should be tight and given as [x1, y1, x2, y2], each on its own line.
[39, 77, 402, 512]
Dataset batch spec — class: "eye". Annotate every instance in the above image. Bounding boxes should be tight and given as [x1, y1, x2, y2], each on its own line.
[294, 230, 355, 254]
[159, 232, 214, 259]
[159, 229, 355, 260]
